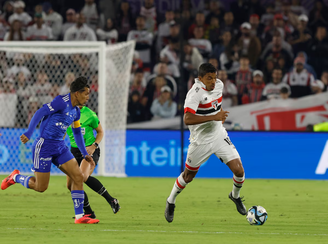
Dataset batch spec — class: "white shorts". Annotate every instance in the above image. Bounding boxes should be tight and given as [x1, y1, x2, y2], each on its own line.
[185, 136, 240, 171]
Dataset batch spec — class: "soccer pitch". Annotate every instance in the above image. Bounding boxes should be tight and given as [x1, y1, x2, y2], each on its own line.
[0, 177, 327, 244]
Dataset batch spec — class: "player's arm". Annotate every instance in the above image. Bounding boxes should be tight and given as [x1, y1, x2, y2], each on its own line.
[21, 96, 66, 144]
[71, 119, 89, 157]
[86, 122, 104, 156]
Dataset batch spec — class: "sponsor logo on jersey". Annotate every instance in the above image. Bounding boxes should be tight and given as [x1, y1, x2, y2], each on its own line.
[211, 100, 219, 109]
[40, 157, 52, 161]
[55, 122, 68, 130]
[81, 128, 85, 135]
[47, 103, 54, 111]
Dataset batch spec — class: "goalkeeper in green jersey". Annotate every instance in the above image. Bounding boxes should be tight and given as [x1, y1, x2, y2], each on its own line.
[306, 122, 328, 132]
[66, 106, 120, 217]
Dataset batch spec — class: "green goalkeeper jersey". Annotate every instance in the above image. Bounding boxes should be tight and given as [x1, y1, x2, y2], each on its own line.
[314, 122, 328, 132]
[67, 106, 99, 148]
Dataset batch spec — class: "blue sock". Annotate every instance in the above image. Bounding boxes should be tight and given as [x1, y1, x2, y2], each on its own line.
[71, 190, 84, 218]
[14, 174, 32, 189]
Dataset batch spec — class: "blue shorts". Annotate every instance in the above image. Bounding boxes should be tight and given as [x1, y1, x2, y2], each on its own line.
[32, 137, 75, 173]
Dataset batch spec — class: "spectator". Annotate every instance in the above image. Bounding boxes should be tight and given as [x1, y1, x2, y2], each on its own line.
[320, 70, 328, 91]
[307, 25, 328, 78]
[311, 79, 325, 94]
[42, 2, 63, 40]
[160, 37, 180, 77]
[43, 54, 63, 84]
[289, 17, 312, 55]
[26, 13, 53, 41]
[235, 55, 252, 103]
[0, 19, 7, 41]
[116, 1, 134, 42]
[129, 68, 146, 96]
[263, 14, 292, 45]
[230, 0, 250, 25]
[290, 0, 307, 16]
[249, 0, 265, 18]
[220, 11, 239, 38]
[261, 31, 293, 72]
[15, 72, 33, 127]
[309, 0, 328, 34]
[262, 68, 291, 100]
[262, 57, 275, 83]
[27, 96, 40, 125]
[96, 18, 118, 44]
[7, 54, 31, 78]
[242, 70, 265, 104]
[205, 0, 224, 24]
[189, 26, 212, 61]
[298, 14, 311, 34]
[1, 1, 14, 24]
[220, 42, 241, 78]
[142, 75, 167, 119]
[4, 19, 25, 41]
[140, 0, 157, 34]
[188, 12, 208, 38]
[179, 9, 192, 39]
[127, 90, 146, 123]
[61, 9, 76, 38]
[131, 51, 144, 74]
[34, 71, 52, 105]
[289, 51, 317, 79]
[183, 41, 204, 74]
[217, 69, 238, 108]
[81, 0, 105, 31]
[64, 13, 97, 41]
[150, 85, 177, 119]
[0, 77, 17, 127]
[260, 4, 275, 27]
[279, 86, 290, 99]
[147, 64, 177, 96]
[8, 1, 31, 29]
[212, 30, 232, 61]
[153, 60, 179, 79]
[281, 2, 299, 31]
[237, 22, 261, 68]
[249, 14, 264, 39]
[60, 72, 75, 95]
[127, 15, 154, 71]
[282, 56, 314, 98]
[157, 10, 175, 53]
[205, 16, 221, 46]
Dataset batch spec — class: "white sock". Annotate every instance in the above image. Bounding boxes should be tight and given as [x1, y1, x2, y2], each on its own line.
[75, 214, 84, 220]
[167, 173, 187, 204]
[13, 174, 18, 182]
[232, 174, 245, 199]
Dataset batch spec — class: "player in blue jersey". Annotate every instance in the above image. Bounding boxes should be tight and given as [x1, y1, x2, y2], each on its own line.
[1, 76, 99, 224]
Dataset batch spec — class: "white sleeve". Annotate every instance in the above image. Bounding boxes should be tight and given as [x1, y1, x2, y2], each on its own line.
[206, 40, 212, 53]
[63, 28, 72, 41]
[229, 83, 238, 95]
[184, 86, 201, 114]
[88, 29, 97, 41]
[127, 31, 133, 41]
[282, 74, 288, 83]
[262, 85, 268, 96]
[48, 27, 54, 40]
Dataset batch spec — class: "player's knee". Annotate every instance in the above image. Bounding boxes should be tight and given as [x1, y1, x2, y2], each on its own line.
[72, 172, 84, 184]
[234, 168, 244, 178]
[66, 182, 72, 191]
[82, 173, 89, 183]
[35, 185, 48, 193]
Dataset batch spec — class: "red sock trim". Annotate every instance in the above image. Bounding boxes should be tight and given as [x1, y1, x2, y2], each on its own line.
[233, 177, 245, 184]
[176, 178, 185, 189]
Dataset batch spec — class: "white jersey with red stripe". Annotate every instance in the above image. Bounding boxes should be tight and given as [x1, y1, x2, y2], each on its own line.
[184, 78, 227, 145]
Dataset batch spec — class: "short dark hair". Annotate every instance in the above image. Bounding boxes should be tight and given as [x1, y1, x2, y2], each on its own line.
[198, 63, 217, 77]
[280, 87, 289, 94]
[135, 68, 144, 74]
[70, 76, 90, 93]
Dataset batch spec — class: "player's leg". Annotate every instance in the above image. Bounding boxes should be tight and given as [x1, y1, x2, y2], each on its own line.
[214, 136, 246, 215]
[83, 148, 120, 214]
[1, 137, 51, 192]
[165, 143, 211, 223]
[57, 148, 98, 224]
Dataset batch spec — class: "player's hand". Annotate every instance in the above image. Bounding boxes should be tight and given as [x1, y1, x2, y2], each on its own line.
[86, 145, 96, 156]
[20, 134, 29, 144]
[214, 109, 229, 122]
[84, 155, 95, 168]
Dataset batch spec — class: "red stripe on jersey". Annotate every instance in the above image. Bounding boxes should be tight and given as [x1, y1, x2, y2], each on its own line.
[176, 178, 185, 189]
[201, 87, 209, 91]
[184, 107, 196, 114]
[233, 178, 245, 184]
[198, 96, 222, 108]
[185, 163, 200, 171]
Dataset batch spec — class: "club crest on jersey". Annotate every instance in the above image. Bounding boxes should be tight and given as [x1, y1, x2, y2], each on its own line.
[212, 100, 219, 110]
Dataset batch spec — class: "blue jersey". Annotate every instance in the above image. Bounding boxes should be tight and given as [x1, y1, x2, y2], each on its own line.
[40, 94, 80, 140]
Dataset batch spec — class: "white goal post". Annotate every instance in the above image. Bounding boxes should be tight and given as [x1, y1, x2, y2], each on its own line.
[0, 41, 135, 177]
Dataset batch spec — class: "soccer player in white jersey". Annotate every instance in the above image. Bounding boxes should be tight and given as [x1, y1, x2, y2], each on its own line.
[164, 63, 247, 223]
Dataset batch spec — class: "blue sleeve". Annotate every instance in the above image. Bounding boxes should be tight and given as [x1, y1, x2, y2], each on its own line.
[72, 127, 89, 157]
[24, 96, 66, 139]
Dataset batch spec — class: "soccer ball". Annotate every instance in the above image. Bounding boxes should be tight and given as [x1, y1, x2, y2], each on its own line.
[246, 206, 268, 225]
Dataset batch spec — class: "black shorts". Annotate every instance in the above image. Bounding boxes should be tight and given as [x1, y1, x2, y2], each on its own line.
[71, 147, 100, 166]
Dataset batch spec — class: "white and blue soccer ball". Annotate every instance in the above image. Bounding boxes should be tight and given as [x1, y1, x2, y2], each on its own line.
[246, 206, 268, 225]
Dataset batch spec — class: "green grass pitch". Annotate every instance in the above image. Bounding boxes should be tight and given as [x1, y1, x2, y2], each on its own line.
[0, 176, 327, 244]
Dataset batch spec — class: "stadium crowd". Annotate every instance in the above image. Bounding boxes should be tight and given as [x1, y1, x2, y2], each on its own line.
[0, 0, 327, 127]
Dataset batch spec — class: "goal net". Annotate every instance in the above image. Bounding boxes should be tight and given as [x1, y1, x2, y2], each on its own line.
[0, 41, 135, 177]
